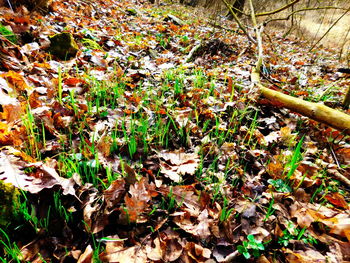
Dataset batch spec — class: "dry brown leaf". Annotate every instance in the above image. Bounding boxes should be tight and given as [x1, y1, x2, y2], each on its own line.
[0, 77, 19, 105]
[119, 160, 137, 185]
[146, 237, 163, 261]
[0, 147, 76, 195]
[336, 147, 350, 165]
[0, 121, 24, 146]
[0, 104, 23, 123]
[213, 245, 239, 263]
[1, 70, 31, 93]
[170, 184, 201, 215]
[77, 245, 93, 263]
[324, 192, 349, 209]
[163, 238, 183, 262]
[291, 201, 350, 241]
[83, 187, 108, 234]
[267, 160, 284, 179]
[103, 179, 125, 213]
[158, 149, 199, 182]
[101, 246, 147, 263]
[159, 227, 184, 262]
[314, 233, 350, 261]
[284, 248, 326, 263]
[120, 177, 153, 223]
[182, 242, 212, 262]
[173, 209, 212, 239]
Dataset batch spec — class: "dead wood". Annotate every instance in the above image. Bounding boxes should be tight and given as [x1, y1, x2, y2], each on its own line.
[258, 84, 350, 134]
[244, 0, 350, 135]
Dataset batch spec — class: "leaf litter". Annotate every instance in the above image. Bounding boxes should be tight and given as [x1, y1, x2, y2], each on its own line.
[0, 0, 349, 262]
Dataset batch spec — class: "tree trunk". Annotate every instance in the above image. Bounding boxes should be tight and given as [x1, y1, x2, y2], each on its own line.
[227, 0, 246, 19]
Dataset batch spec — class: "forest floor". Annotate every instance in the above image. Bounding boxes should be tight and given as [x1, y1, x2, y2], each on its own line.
[0, 0, 350, 262]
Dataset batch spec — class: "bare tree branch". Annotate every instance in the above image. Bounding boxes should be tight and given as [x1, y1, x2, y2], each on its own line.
[247, 1, 350, 136]
[264, 6, 348, 25]
[255, 0, 301, 17]
[221, 0, 256, 43]
[248, 0, 263, 73]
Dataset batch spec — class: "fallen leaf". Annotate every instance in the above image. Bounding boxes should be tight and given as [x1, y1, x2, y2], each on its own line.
[120, 177, 153, 223]
[325, 192, 349, 209]
[77, 245, 93, 263]
[103, 179, 125, 213]
[100, 245, 147, 262]
[158, 149, 199, 182]
[0, 147, 76, 195]
[1, 70, 31, 93]
[146, 237, 163, 261]
[285, 248, 326, 263]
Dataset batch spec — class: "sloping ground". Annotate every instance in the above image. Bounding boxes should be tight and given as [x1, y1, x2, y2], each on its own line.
[0, 0, 350, 262]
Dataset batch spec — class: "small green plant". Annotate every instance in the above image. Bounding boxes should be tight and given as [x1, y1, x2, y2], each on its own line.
[193, 69, 207, 89]
[0, 23, 16, 43]
[53, 191, 73, 223]
[68, 89, 79, 116]
[278, 221, 317, 247]
[263, 197, 276, 221]
[268, 179, 291, 193]
[121, 116, 137, 158]
[159, 187, 179, 212]
[285, 136, 304, 180]
[0, 228, 22, 263]
[58, 137, 105, 188]
[237, 234, 265, 259]
[81, 221, 104, 262]
[22, 105, 42, 159]
[156, 33, 170, 49]
[219, 197, 234, 222]
[16, 192, 40, 231]
[58, 67, 63, 104]
[244, 110, 258, 146]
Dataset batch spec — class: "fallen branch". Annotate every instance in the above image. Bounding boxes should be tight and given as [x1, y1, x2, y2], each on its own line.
[258, 85, 350, 134]
[247, 0, 350, 134]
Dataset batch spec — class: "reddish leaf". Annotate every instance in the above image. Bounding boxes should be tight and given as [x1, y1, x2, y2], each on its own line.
[325, 192, 349, 209]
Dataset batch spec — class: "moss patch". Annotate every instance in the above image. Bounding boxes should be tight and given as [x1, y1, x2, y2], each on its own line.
[48, 32, 79, 60]
[81, 38, 102, 50]
[0, 181, 20, 226]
